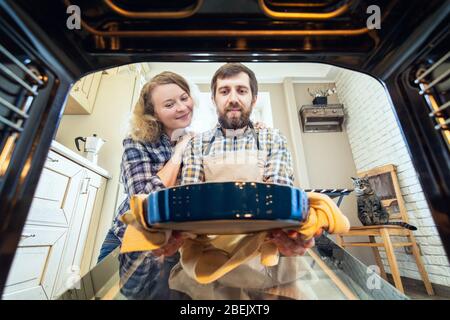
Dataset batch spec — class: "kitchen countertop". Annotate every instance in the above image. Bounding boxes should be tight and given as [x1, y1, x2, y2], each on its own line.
[51, 140, 112, 179]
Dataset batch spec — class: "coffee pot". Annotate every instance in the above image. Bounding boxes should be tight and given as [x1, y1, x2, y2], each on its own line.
[75, 134, 105, 164]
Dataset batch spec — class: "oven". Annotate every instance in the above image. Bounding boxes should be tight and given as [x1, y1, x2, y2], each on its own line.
[0, 0, 449, 296]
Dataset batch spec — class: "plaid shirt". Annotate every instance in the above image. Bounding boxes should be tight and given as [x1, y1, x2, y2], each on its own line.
[110, 135, 181, 299]
[112, 136, 173, 240]
[182, 124, 294, 186]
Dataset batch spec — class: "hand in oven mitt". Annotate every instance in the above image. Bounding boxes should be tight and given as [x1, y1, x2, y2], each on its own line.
[119, 191, 350, 284]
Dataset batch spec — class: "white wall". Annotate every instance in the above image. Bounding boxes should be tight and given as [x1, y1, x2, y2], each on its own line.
[335, 68, 450, 287]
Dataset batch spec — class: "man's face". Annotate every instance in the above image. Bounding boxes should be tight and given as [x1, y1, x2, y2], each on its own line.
[213, 72, 256, 129]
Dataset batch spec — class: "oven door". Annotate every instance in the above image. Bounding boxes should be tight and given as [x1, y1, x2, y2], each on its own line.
[0, 0, 449, 297]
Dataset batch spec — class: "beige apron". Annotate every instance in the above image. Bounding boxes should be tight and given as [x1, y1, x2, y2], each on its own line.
[169, 125, 308, 299]
[203, 125, 265, 183]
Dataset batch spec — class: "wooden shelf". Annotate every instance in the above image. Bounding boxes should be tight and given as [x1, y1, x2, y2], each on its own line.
[299, 104, 345, 133]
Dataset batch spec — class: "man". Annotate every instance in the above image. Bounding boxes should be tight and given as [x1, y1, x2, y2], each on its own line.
[180, 62, 314, 256]
[119, 63, 315, 299]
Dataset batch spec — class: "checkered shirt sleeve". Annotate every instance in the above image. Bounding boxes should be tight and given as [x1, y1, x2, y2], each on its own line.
[262, 130, 295, 186]
[181, 134, 206, 184]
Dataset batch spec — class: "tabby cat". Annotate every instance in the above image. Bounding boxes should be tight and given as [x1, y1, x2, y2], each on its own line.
[351, 176, 417, 230]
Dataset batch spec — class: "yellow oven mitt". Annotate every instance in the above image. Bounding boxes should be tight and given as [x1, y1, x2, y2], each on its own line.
[120, 191, 350, 284]
[179, 233, 269, 284]
[295, 192, 351, 239]
[119, 194, 172, 253]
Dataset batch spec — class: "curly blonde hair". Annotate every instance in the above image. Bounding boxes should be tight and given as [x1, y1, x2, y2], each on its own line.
[129, 71, 191, 143]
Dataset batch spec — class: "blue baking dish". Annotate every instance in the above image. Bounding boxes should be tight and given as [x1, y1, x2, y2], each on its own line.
[144, 182, 309, 234]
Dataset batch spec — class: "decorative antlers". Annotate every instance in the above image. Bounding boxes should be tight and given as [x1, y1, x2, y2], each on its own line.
[307, 87, 337, 98]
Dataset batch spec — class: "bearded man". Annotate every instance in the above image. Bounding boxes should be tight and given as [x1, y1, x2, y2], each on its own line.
[181, 62, 314, 257]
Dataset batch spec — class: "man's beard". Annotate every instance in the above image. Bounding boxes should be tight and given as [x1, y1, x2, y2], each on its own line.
[218, 103, 252, 129]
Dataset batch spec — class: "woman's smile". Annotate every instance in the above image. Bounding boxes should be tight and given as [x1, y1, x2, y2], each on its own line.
[176, 111, 192, 121]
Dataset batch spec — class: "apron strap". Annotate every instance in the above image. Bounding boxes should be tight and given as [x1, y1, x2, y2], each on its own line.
[248, 122, 261, 151]
[204, 134, 216, 155]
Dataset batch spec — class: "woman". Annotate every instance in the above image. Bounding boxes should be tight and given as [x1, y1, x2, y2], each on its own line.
[98, 71, 195, 299]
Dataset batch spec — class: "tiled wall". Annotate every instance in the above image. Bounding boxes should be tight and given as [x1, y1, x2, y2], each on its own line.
[334, 69, 450, 287]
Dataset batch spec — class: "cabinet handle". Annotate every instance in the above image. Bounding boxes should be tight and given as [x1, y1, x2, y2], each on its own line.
[21, 233, 36, 240]
[81, 177, 91, 194]
[47, 156, 59, 163]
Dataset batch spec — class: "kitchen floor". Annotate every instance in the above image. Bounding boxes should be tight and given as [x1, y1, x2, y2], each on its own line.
[405, 287, 449, 300]
[383, 274, 450, 300]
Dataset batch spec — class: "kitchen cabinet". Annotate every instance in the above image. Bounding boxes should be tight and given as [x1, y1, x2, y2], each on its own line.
[52, 169, 107, 298]
[26, 150, 85, 227]
[2, 225, 68, 300]
[2, 142, 110, 300]
[80, 174, 108, 273]
[64, 71, 102, 115]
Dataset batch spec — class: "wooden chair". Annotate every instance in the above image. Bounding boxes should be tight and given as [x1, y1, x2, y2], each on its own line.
[335, 164, 434, 295]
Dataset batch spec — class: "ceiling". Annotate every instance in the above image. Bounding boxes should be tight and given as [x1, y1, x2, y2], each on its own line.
[145, 62, 340, 84]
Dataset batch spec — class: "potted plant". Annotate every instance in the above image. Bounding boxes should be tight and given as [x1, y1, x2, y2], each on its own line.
[307, 87, 337, 105]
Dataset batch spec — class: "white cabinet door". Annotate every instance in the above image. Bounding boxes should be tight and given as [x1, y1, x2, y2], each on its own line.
[52, 170, 106, 298]
[64, 72, 102, 115]
[80, 174, 108, 274]
[75, 171, 106, 276]
[27, 150, 85, 227]
[2, 226, 68, 300]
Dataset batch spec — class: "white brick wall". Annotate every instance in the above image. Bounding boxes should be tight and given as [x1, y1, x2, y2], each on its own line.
[335, 69, 450, 287]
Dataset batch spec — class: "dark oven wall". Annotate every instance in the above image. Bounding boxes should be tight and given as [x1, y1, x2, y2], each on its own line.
[384, 20, 450, 259]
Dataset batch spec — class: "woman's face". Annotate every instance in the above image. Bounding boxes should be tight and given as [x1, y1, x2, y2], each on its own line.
[152, 83, 193, 136]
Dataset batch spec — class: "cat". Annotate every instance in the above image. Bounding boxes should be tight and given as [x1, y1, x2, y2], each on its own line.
[351, 176, 417, 230]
